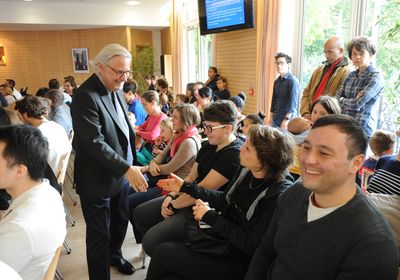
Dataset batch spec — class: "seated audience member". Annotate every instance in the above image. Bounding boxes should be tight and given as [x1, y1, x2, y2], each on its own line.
[246, 115, 399, 280]
[213, 76, 230, 100]
[5, 79, 22, 101]
[193, 82, 204, 101]
[195, 86, 213, 116]
[44, 89, 73, 135]
[136, 90, 167, 150]
[123, 80, 147, 126]
[368, 146, 400, 196]
[175, 94, 189, 105]
[147, 125, 295, 280]
[0, 90, 7, 108]
[15, 96, 71, 176]
[157, 77, 175, 111]
[128, 104, 201, 255]
[35, 87, 50, 97]
[0, 125, 66, 280]
[136, 117, 173, 166]
[359, 130, 395, 191]
[288, 96, 341, 179]
[230, 92, 247, 142]
[49, 78, 71, 105]
[185, 82, 197, 104]
[204, 66, 220, 91]
[287, 117, 311, 180]
[63, 75, 77, 97]
[149, 75, 157, 91]
[134, 100, 243, 256]
[159, 92, 170, 115]
[242, 111, 265, 139]
[145, 75, 152, 90]
[1, 84, 16, 106]
[338, 36, 384, 137]
[268, 52, 300, 129]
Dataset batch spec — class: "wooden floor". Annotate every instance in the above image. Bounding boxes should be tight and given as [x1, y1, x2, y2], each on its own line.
[57, 177, 148, 279]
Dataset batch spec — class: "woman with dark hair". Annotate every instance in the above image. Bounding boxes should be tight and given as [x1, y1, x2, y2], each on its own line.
[205, 66, 220, 91]
[136, 90, 167, 149]
[185, 82, 196, 104]
[134, 100, 243, 256]
[63, 75, 77, 97]
[310, 95, 341, 124]
[147, 125, 295, 280]
[44, 89, 73, 135]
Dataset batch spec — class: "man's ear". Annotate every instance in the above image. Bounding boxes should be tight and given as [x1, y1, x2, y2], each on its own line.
[350, 154, 365, 174]
[15, 163, 28, 178]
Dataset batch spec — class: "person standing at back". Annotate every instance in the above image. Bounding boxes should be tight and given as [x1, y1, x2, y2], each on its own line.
[268, 52, 300, 129]
[300, 36, 352, 119]
[71, 43, 148, 280]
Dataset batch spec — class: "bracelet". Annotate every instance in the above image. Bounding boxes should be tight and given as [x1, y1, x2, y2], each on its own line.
[165, 194, 176, 201]
[168, 201, 178, 212]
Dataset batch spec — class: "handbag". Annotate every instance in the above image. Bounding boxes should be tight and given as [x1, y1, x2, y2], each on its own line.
[185, 217, 234, 258]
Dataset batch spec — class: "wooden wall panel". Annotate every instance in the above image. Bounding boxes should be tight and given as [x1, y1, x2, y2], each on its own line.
[215, 1, 258, 115]
[0, 27, 129, 93]
[160, 27, 171, 55]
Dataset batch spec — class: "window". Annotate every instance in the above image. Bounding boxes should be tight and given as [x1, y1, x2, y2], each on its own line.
[183, 0, 213, 84]
[300, 0, 400, 151]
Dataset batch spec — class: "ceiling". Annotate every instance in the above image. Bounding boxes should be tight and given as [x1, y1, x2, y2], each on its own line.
[0, 0, 171, 31]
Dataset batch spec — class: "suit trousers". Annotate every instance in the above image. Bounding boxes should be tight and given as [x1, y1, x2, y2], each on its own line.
[80, 181, 130, 280]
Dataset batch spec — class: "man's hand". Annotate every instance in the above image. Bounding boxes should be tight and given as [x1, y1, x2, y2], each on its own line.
[192, 199, 210, 221]
[157, 173, 184, 192]
[124, 166, 148, 192]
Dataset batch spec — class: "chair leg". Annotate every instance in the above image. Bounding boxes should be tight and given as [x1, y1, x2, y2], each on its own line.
[55, 268, 64, 280]
[63, 240, 71, 255]
[64, 204, 75, 227]
[63, 180, 77, 206]
[141, 252, 146, 269]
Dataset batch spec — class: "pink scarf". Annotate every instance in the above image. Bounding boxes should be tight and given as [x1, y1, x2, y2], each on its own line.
[170, 125, 197, 158]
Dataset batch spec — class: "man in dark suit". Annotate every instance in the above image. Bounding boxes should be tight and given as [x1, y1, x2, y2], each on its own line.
[71, 43, 148, 280]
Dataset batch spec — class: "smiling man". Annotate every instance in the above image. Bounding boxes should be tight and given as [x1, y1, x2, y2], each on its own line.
[246, 114, 398, 280]
[71, 44, 148, 280]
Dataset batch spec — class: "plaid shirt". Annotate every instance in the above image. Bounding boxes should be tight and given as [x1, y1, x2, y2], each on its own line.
[337, 64, 383, 137]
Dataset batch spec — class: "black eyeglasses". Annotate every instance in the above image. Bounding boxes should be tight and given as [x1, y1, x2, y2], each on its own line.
[107, 65, 133, 78]
[202, 122, 227, 133]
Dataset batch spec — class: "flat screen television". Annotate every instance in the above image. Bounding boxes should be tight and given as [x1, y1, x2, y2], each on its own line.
[198, 0, 254, 35]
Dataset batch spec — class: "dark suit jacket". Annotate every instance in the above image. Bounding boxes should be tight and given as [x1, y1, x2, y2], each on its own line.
[71, 74, 136, 198]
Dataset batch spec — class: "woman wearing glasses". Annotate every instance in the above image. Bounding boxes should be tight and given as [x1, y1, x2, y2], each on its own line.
[134, 100, 243, 256]
[147, 125, 295, 280]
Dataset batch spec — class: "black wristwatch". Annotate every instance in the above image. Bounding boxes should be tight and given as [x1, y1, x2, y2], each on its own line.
[168, 202, 177, 212]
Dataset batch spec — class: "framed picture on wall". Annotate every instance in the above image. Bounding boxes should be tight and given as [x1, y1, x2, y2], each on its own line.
[72, 48, 89, 73]
[0, 45, 6, 65]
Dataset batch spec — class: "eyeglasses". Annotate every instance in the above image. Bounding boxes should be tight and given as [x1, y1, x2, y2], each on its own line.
[107, 65, 133, 78]
[202, 122, 227, 133]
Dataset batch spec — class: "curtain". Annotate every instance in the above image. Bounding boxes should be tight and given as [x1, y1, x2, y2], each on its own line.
[172, 0, 184, 94]
[255, 0, 281, 119]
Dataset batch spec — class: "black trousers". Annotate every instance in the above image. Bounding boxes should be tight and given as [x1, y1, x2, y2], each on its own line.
[146, 242, 245, 280]
[80, 181, 130, 280]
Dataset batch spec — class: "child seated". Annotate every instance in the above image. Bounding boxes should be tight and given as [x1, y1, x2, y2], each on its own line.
[242, 111, 265, 138]
[137, 118, 173, 165]
[359, 130, 395, 191]
[287, 117, 312, 180]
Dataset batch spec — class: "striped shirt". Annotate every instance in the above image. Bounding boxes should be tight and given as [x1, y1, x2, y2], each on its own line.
[368, 155, 400, 195]
[337, 64, 384, 137]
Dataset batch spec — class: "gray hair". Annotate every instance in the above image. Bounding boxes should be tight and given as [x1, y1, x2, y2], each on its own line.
[92, 44, 132, 74]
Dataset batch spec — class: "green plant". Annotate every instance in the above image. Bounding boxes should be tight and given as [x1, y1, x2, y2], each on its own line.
[132, 46, 154, 94]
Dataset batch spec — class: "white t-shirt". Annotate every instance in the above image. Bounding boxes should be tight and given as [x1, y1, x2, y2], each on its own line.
[0, 180, 66, 280]
[38, 120, 71, 176]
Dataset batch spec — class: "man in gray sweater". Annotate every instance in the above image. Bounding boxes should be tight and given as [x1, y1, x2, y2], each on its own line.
[246, 114, 398, 280]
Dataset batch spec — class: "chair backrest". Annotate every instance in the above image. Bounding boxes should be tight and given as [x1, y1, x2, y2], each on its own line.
[56, 131, 74, 185]
[44, 246, 62, 280]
